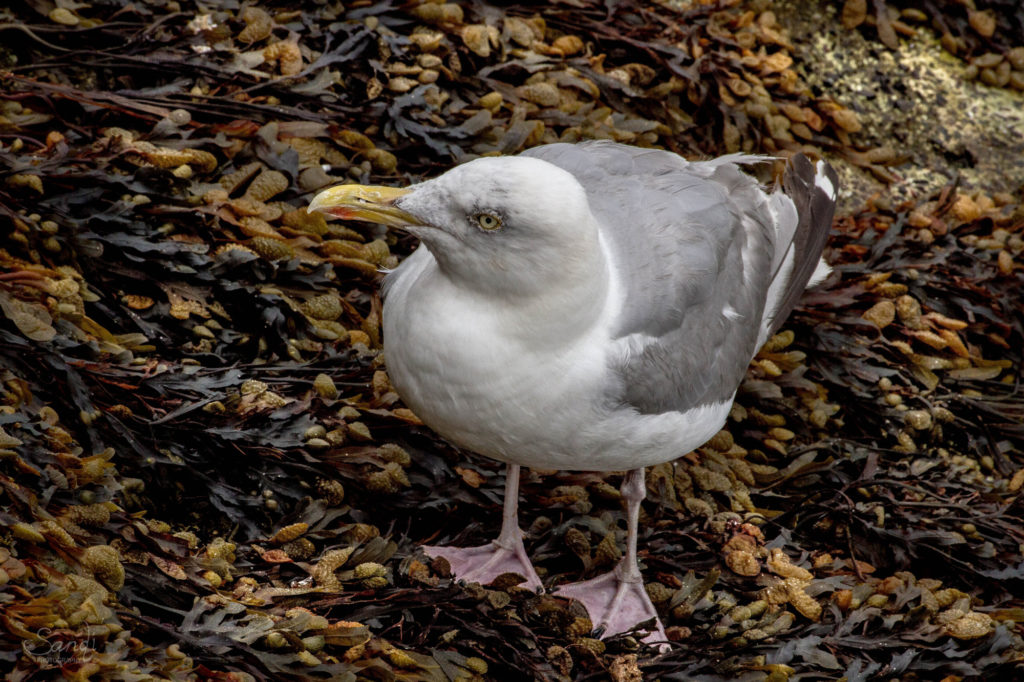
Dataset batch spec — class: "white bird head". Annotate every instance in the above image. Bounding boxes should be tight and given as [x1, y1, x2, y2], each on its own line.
[308, 156, 600, 298]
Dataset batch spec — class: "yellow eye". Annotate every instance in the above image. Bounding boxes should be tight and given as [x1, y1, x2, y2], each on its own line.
[473, 213, 502, 231]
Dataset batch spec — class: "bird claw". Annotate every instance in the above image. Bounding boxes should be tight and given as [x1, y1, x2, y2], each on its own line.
[555, 570, 668, 650]
[421, 540, 543, 591]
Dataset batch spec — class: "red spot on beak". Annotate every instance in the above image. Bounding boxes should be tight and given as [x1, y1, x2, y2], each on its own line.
[325, 207, 354, 219]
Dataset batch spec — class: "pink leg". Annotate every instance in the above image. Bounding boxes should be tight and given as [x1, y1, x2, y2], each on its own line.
[422, 464, 543, 591]
[555, 468, 667, 647]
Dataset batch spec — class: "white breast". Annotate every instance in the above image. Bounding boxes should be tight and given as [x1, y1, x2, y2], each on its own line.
[382, 248, 619, 468]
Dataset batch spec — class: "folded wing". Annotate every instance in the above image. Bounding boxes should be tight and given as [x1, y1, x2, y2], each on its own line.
[524, 141, 837, 416]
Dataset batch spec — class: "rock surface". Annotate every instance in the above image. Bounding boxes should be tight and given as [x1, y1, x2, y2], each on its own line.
[778, 0, 1024, 212]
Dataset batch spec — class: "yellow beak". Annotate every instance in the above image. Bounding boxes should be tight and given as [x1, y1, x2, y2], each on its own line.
[307, 185, 418, 227]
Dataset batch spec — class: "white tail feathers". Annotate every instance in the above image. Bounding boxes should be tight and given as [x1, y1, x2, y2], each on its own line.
[807, 258, 832, 287]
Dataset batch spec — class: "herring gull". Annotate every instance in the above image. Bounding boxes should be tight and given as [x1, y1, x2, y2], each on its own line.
[309, 140, 838, 644]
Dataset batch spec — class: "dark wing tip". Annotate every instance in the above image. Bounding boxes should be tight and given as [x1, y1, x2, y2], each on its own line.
[768, 154, 838, 335]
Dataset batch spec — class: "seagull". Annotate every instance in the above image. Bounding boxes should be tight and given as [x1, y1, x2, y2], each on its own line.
[309, 140, 837, 644]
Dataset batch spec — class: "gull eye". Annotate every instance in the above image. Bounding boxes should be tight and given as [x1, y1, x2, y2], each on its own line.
[473, 212, 502, 231]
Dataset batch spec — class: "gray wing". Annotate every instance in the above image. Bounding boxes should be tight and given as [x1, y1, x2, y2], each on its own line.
[522, 141, 782, 414]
